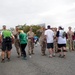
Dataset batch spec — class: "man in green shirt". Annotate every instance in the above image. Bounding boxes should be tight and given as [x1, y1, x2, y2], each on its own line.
[1, 25, 14, 63]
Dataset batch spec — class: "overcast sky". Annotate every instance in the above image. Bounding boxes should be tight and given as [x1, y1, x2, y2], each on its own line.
[0, 0, 75, 31]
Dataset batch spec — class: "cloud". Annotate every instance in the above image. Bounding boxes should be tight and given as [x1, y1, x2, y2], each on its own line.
[0, 0, 75, 30]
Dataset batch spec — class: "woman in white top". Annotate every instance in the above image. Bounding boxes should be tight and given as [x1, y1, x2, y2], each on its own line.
[56, 26, 67, 58]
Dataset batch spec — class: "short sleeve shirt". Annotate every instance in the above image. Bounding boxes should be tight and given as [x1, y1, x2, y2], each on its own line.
[57, 30, 66, 44]
[27, 31, 34, 38]
[45, 29, 54, 43]
[2, 30, 12, 38]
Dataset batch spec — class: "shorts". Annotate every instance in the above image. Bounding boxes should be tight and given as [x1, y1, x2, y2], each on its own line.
[2, 42, 12, 51]
[58, 44, 66, 48]
[47, 43, 53, 49]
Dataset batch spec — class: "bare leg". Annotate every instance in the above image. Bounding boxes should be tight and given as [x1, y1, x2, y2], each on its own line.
[48, 48, 53, 57]
[1, 51, 5, 63]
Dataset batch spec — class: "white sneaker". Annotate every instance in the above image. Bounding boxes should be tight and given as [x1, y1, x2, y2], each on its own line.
[53, 53, 55, 57]
[29, 55, 31, 58]
[35, 44, 37, 47]
[37, 42, 40, 45]
[49, 55, 52, 58]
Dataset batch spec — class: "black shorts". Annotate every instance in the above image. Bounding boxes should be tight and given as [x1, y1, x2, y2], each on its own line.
[58, 44, 66, 48]
[2, 42, 12, 51]
[47, 43, 53, 49]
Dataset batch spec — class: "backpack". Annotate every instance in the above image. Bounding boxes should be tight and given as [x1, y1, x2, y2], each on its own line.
[4, 37, 12, 42]
[62, 32, 66, 38]
[2, 30, 12, 42]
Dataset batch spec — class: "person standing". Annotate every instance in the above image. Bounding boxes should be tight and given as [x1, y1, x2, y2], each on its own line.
[13, 26, 21, 57]
[27, 27, 34, 55]
[56, 26, 67, 58]
[19, 30, 28, 60]
[67, 27, 74, 51]
[52, 28, 58, 53]
[0, 31, 2, 49]
[39, 27, 46, 56]
[45, 25, 55, 58]
[1, 25, 14, 63]
[72, 29, 75, 51]
[34, 34, 38, 47]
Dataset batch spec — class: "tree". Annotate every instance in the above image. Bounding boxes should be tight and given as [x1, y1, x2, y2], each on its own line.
[18, 24, 41, 37]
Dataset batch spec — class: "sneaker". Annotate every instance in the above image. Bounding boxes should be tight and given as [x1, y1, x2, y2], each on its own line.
[44, 54, 46, 56]
[61, 55, 66, 58]
[58, 54, 62, 58]
[23, 57, 27, 60]
[28, 53, 31, 55]
[41, 54, 45, 56]
[53, 54, 56, 57]
[17, 55, 20, 58]
[1, 59, 5, 63]
[29, 55, 31, 58]
[49, 55, 52, 58]
[31, 53, 34, 54]
[35, 44, 37, 47]
[41, 54, 46, 56]
[7, 58, 11, 62]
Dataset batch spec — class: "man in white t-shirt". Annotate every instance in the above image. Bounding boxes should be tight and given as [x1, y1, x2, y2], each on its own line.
[45, 25, 55, 58]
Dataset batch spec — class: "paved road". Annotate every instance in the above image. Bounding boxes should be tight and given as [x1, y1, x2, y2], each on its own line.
[0, 44, 75, 75]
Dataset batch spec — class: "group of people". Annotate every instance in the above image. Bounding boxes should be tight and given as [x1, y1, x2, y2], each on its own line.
[39, 25, 67, 58]
[0, 25, 36, 63]
[0, 25, 75, 63]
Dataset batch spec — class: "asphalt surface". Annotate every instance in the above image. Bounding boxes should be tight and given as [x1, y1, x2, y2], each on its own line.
[0, 44, 75, 75]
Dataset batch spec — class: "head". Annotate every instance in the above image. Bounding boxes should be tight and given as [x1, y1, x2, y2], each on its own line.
[51, 28, 53, 31]
[34, 34, 36, 36]
[30, 27, 33, 32]
[20, 30, 24, 33]
[41, 26, 45, 31]
[47, 25, 51, 29]
[68, 26, 71, 31]
[58, 26, 63, 30]
[18, 30, 24, 33]
[54, 27, 57, 31]
[15, 26, 19, 31]
[3, 25, 6, 30]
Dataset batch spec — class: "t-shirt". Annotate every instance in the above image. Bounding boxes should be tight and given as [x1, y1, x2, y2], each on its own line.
[2, 30, 12, 38]
[19, 32, 28, 44]
[56, 30, 66, 44]
[34, 36, 38, 40]
[13, 30, 19, 39]
[39, 31, 45, 42]
[27, 31, 34, 38]
[45, 29, 54, 43]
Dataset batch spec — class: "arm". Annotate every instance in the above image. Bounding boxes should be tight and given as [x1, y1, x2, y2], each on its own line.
[56, 31, 59, 42]
[11, 34, 15, 44]
[44, 31, 47, 43]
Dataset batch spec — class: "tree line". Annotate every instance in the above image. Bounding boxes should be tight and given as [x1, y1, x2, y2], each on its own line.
[18, 24, 42, 37]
